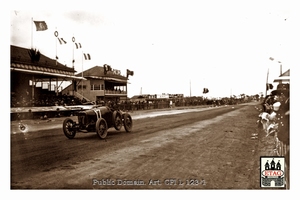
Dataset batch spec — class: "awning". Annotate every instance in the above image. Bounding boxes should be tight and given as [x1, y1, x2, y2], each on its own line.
[273, 76, 289, 82]
[103, 77, 128, 83]
[81, 76, 128, 83]
[11, 67, 86, 80]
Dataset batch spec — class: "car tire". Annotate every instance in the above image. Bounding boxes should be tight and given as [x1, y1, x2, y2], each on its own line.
[96, 118, 108, 139]
[123, 113, 132, 132]
[63, 118, 76, 139]
[113, 111, 123, 131]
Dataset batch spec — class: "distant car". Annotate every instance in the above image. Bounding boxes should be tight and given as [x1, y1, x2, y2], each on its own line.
[62, 106, 132, 139]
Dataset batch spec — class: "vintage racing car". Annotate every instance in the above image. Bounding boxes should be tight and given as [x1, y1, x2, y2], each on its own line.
[62, 106, 132, 139]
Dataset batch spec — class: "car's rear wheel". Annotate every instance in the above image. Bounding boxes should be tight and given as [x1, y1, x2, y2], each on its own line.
[113, 111, 122, 131]
[63, 118, 76, 139]
[123, 113, 132, 132]
[96, 118, 108, 139]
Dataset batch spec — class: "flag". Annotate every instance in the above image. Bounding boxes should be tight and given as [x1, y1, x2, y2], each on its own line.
[203, 88, 209, 94]
[103, 64, 107, 74]
[103, 64, 112, 74]
[33, 21, 48, 31]
[75, 43, 82, 49]
[266, 83, 273, 90]
[57, 38, 67, 45]
[60, 38, 67, 44]
[83, 53, 91, 60]
[107, 65, 112, 71]
[28, 48, 41, 62]
[126, 69, 134, 76]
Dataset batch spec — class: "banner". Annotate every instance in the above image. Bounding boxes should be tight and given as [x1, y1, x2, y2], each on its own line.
[33, 21, 48, 31]
[83, 53, 91, 60]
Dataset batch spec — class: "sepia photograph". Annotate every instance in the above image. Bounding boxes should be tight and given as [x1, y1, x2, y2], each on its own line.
[4, 0, 299, 198]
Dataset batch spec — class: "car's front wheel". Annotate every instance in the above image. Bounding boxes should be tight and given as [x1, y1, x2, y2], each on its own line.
[96, 118, 108, 139]
[63, 118, 76, 139]
[123, 113, 133, 132]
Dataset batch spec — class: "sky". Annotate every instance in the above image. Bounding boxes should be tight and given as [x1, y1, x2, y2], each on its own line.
[7, 0, 299, 98]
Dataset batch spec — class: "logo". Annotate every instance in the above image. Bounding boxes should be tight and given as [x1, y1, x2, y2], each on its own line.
[260, 156, 285, 187]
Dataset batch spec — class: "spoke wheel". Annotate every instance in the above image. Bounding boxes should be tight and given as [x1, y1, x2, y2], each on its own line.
[96, 118, 108, 139]
[123, 113, 133, 132]
[113, 111, 122, 131]
[63, 118, 76, 139]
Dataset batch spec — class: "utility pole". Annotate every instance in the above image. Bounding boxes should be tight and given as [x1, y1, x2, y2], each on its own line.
[190, 80, 191, 97]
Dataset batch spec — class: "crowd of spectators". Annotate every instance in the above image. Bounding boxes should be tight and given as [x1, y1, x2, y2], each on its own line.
[258, 86, 290, 180]
[11, 92, 83, 107]
[100, 96, 252, 112]
[11, 90, 253, 109]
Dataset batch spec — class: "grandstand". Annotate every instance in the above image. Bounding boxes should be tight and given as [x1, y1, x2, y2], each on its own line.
[62, 65, 129, 104]
[10, 45, 131, 120]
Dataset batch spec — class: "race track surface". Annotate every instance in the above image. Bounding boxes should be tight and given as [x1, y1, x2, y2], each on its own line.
[11, 103, 278, 189]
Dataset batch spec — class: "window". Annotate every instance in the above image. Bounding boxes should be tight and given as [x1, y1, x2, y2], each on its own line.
[94, 85, 100, 90]
[78, 85, 86, 90]
[90, 84, 101, 90]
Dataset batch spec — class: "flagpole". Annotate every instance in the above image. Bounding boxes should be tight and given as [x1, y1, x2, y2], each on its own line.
[72, 36, 75, 96]
[31, 18, 33, 48]
[54, 28, 58, 66]
[56, 34, 57, 66]
[72, 35, 75, 69]
[265, 68, 269, 97]
[82, 51, 83, 98]
[190, 80, 191, 97]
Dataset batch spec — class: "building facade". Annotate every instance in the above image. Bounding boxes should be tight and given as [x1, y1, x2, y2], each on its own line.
[10, 45, 84, 107]
[62, 66, 129, 103]
[10, 45, 131, 106]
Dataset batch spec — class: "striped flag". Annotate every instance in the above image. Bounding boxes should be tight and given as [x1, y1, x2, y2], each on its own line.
[75, 43, 82, 49]
[33, 21, 48, 31]
[83, 53, 91, 60]
[57, 38, 67, 45]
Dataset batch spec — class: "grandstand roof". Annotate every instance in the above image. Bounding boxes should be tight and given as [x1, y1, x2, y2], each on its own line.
[10, 45, 84, 80]
[280, 69, 290, 77]
[77, 66, 128, 83]
[11, 45, 75, 72]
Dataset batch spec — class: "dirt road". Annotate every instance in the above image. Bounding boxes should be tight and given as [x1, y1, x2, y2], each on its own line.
[11, 103, 279, 189]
